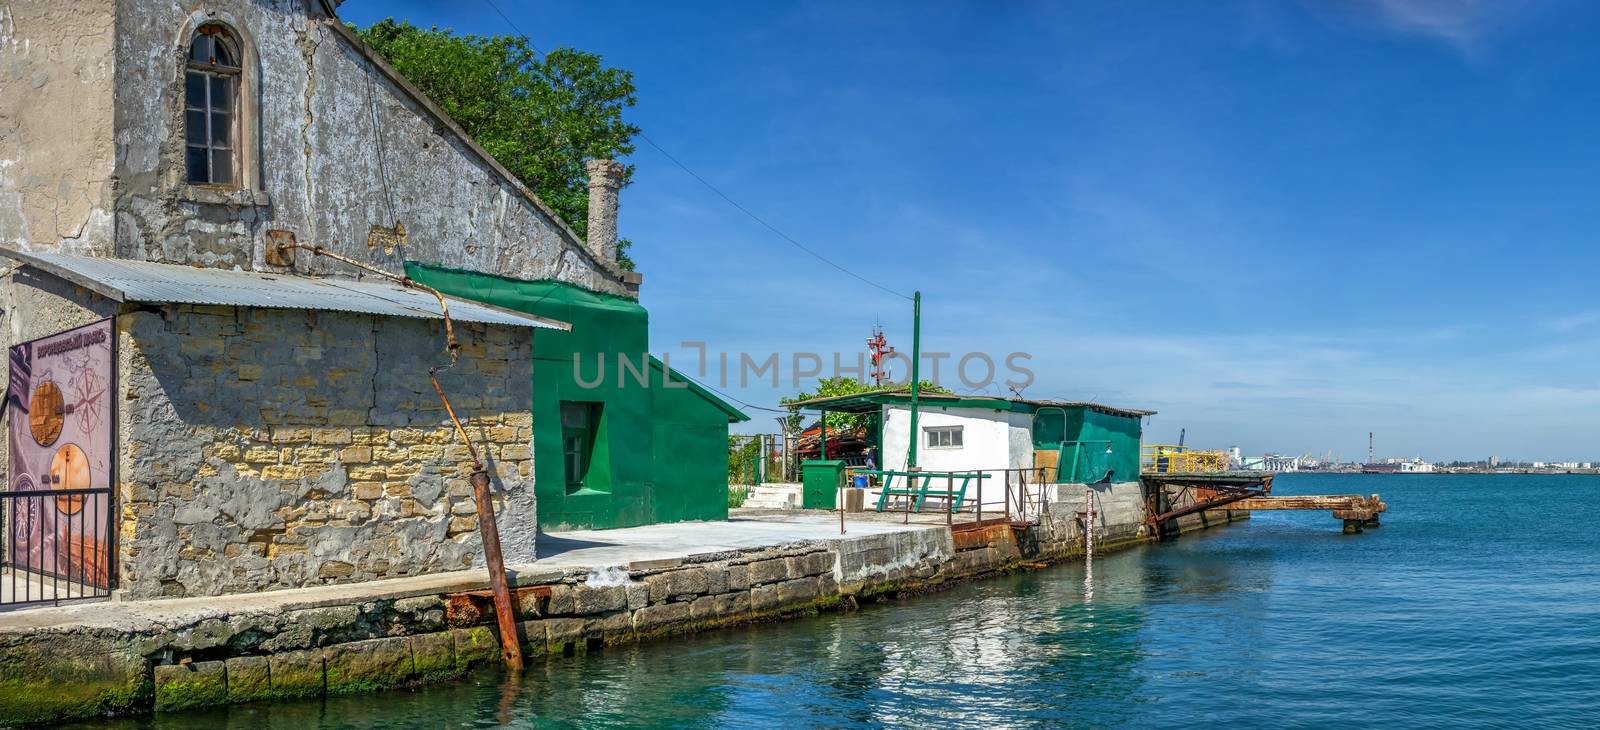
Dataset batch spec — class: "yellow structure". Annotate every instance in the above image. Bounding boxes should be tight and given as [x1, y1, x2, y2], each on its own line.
[1142, 444, 1229, 474]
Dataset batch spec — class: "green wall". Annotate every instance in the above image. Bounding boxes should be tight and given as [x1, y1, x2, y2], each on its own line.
[405, 264, 745, 530]
[1036, 407, 1142, 483]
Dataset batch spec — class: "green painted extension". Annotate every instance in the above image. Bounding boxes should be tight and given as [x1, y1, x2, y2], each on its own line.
[406, 264, 748, 530]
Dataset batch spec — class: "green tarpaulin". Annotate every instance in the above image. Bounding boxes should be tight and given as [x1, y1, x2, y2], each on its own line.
[406, 263, 747, 531]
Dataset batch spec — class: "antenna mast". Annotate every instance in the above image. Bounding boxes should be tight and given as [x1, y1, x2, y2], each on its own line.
[867, 324, 896, 386]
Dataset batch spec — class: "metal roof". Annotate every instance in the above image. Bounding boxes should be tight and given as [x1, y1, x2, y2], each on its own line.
[786, 390, 1156, 418]
[0, 249, 569, 331]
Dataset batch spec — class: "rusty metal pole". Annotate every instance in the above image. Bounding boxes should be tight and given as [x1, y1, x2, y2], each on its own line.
[905, 473, 912, 524]
[468, 468, 522, 670]
[934, 470, 947, 528]
[976, 472, 983, 526]
[432, 368, 523, 672]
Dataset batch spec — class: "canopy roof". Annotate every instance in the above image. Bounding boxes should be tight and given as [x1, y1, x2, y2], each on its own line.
[785, 390, 1155, 419]
[1, 249, 568, 330]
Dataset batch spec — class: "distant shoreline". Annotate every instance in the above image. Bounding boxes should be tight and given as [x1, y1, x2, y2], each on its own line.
[1284, 470, 1600, 476]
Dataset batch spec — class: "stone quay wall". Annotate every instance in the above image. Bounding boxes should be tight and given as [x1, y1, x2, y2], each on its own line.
[115, 305, 536, 599]
[0, 501, 1245, 725]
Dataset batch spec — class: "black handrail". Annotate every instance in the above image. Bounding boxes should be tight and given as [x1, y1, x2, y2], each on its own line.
[1, 487, 115, 607]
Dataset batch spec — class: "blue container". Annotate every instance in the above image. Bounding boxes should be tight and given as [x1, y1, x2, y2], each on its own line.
[852, 474, 869, 489]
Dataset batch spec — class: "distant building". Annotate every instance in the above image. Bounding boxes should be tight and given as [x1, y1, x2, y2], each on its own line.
[1362, 457, 1434, 474]
[1241, 453, 1300, 473]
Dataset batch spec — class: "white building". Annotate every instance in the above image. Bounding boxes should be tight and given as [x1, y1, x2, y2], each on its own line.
[1241, 453, 1300, 472]
[788, 391, 1154, 522]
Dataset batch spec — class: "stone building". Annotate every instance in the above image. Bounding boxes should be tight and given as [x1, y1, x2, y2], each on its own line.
[0, 0, 680, 601]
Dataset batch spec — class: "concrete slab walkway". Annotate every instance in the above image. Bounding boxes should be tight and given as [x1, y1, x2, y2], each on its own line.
[0, 513, 941, 631]
[535, 513, 937, 569]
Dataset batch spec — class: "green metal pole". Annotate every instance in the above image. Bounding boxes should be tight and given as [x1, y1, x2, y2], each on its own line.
[820, 408, 828, 460]
[907, 290, 922, 469]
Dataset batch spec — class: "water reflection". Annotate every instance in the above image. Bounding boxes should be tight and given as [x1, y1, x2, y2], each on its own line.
[78, 531, 1277, 729]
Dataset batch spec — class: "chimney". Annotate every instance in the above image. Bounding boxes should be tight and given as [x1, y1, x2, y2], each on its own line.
[585, 159, 625, 263]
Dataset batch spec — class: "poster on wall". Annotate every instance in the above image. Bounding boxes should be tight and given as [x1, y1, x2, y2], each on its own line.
[5, 318, 113, 588]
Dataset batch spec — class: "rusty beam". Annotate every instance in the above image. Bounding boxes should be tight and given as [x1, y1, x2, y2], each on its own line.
[1147, 491, 1255, 525]
[1235, 495, 1387, 513]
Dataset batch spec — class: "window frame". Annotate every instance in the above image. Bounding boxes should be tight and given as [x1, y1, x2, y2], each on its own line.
[183, 24, 243, 189]
[923, 425, 964, 450]
[560, 401, 602, 489]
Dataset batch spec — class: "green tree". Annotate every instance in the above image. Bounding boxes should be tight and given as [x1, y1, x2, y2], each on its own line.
[358, 20, 641, 269]
[780, 377, 953, 433]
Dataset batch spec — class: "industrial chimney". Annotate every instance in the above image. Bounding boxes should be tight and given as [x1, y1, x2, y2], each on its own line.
[585, 159, 625, 263]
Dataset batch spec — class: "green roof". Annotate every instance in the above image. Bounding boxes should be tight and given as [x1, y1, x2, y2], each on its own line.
[785, 390, 1154, 419]
[649, 356, 749, 423]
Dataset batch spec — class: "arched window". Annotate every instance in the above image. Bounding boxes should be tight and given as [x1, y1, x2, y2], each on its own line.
[184, 24, 241, 186]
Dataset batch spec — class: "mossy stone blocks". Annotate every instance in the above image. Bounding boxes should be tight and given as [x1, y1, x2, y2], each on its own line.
[324, 636, 414, 695]
[410, 631, 459, 682]
[452, 626, 500, 672]
[267, 647, 325, 699]
[224, 655, 272, 703]
[154, 660, 228, 712]
[0, 634, 151, 725]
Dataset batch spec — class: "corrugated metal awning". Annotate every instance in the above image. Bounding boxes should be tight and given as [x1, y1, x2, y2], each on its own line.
[0, 249, 569, 331]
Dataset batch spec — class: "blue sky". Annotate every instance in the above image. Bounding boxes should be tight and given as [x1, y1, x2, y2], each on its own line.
[342, 0, 1600, 462]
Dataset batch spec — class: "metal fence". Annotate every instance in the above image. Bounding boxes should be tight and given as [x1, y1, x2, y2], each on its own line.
[728, 434, 795, 485]
[1, 487, 115, 607]
[852, 466, 1060, 528]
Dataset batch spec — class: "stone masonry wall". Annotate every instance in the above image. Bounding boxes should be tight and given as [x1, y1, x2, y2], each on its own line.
[116, 305, 535, 599]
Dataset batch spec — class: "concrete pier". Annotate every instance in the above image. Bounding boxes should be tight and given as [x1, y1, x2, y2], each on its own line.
[0, 499, 1247, 725]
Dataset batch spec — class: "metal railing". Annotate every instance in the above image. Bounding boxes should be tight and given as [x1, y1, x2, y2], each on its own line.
[1, 487, 114, 607]
[851, 466, 1059, 528]
[1142, 444, 1229, 474]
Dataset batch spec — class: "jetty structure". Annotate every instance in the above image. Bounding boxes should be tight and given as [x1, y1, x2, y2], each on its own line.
[0, 0, 1385, 724]
[778, 391, 1387, 535]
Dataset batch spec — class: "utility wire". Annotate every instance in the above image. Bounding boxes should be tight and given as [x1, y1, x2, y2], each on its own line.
[479, 0, 913, 301]
[674, 368, 794, 415]
[634, 134, 912, 300]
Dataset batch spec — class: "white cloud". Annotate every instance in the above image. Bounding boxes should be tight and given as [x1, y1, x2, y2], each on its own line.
[1307, 0, 1531, 56]
[1547, 311, 1600, 332]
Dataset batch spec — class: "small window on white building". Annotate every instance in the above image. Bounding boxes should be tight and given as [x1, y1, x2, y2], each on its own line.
[924, 425, 963, 449]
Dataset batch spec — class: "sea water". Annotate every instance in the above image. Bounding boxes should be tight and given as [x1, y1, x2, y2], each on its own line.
[84, 473, 1600, 729]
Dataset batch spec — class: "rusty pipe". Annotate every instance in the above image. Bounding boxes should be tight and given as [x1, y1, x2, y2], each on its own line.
[275, 243, 460, 362]
[430, 366, 521, 671]
[430, 367, 482, 470]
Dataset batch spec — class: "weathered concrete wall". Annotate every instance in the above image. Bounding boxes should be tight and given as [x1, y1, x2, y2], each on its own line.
[115, 305, 535, 599]
[109, 0, 633, 294]
[0, 0, 118, 255]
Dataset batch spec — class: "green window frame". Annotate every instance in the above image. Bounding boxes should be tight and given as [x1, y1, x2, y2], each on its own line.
[561, 401, 601, 488]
